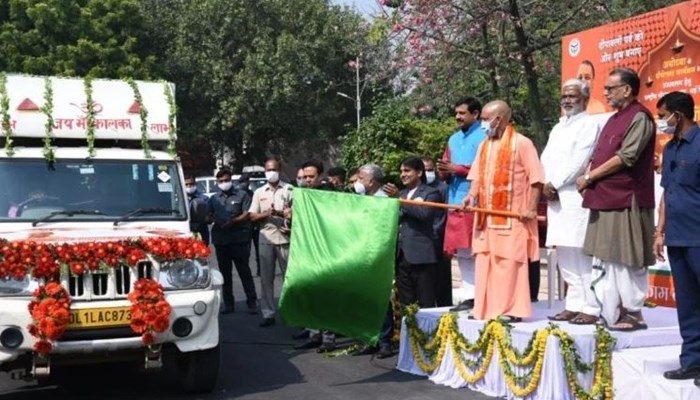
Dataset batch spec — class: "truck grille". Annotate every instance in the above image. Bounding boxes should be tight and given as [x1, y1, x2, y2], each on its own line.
[63, 261, 156, 300]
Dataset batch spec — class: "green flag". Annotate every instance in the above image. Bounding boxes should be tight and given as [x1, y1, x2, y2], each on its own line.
[278, 188, 399, 344]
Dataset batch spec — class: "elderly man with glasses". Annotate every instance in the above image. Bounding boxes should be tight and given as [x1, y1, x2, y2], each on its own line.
[575, 67, 656, 332]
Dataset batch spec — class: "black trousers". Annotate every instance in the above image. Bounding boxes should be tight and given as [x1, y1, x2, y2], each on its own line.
[668, 246, 700, 369]
[197, 225, 210, 246]
[215, 242, 257, 306]
[396, 255, 436, 308]
[434, 255, 453, 307]
[529, 259, 541, 302]
[252, 228, 261, 275]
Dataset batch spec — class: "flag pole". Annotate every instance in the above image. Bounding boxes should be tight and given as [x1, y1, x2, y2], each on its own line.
[398, 199, 545, 221]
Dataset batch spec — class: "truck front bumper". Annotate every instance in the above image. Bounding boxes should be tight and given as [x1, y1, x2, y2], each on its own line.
[0, 286, 221, 367]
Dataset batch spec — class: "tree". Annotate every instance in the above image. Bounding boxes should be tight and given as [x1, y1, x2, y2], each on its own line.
[340, 96, 453, 184]
[141, 0, 391, 171]
[0, 0, 157, 78]
[379, 0, 680, 147]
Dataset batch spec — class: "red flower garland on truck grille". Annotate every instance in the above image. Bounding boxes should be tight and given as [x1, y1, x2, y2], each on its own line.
[0, 237, 210, 354]
[128, 278, 172, 345]
[27, 282, 71, 354]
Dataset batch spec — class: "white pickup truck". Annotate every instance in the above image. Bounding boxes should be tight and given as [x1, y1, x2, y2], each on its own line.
[0, 74, 222, 392]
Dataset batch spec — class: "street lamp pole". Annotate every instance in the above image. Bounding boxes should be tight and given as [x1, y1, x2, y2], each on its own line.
[355, 55, 360, 133]
[337, 55, 361, 134]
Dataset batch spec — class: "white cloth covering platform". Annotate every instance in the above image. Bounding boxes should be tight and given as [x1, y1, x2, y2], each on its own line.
[613, 345, 699, 400]
[397, 301, 687, 399]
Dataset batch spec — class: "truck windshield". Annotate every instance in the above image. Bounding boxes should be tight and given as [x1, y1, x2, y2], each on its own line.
[0, 159, 186, 223]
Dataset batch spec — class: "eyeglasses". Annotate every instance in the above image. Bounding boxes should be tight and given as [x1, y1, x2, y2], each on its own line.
[603, 84, 627, 92]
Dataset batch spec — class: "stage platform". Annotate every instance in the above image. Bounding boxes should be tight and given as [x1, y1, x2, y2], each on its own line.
[397, 301, 698, 399]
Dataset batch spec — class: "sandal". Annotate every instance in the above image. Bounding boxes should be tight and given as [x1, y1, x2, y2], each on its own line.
[498, 315, 523, 323]
[569, 313, 599, 325]
[608, 313, 648, 332]
[547, 310, 578, 322]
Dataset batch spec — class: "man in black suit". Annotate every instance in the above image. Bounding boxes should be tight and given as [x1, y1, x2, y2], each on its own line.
[397, 156, 443, 308]
[422, 157, 452, 307]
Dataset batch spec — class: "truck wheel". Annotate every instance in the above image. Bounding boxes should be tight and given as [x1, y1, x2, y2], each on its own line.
[176, 345, 220, 393]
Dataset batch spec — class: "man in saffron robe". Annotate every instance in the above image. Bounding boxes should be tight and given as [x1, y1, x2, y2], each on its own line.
[464, 100, 544, 321]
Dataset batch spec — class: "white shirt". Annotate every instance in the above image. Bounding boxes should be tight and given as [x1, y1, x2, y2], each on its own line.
[541, 111, 605, 247]
[373, 188, 388, 197]
[248, 182, 293, 244]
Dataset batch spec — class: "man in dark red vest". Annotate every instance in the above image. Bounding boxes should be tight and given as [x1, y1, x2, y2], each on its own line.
[575, 67, 656, 331]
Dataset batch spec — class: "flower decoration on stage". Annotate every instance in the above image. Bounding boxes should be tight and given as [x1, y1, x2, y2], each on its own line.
[404, 305, 616, 400]
[28, 282, 71, 354]
[0, 237, 210, 355]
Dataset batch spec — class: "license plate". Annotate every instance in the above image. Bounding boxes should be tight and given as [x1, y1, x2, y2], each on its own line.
[68, 306, 132, 329]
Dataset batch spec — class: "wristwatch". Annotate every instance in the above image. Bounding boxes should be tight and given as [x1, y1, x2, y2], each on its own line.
[584, 173, 592, 184]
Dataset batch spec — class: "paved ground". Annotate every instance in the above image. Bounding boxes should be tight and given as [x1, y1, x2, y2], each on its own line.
[0, 251, 496, 400]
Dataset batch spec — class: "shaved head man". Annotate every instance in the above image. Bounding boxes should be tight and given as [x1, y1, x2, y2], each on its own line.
[480, 100, 512, 139]
[464, 99, 545, 322]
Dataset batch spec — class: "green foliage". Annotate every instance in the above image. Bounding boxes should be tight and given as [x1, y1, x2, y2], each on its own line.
[0, 0, 157, 79]
[341, 97, 453, 184]
[141, 0, 386, 169]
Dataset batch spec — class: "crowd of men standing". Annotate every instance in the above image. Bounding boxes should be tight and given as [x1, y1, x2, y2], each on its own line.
[184, 67, 700, 382]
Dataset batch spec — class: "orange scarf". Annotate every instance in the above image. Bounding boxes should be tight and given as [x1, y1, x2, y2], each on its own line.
[477, 125, 517, 230]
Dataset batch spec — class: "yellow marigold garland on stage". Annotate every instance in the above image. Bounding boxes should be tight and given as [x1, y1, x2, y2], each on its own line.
[404, 305, 616, 400]
[390, 284, 402, 344]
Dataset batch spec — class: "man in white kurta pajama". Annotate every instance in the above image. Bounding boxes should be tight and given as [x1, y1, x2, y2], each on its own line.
[541, 79, 604, 324]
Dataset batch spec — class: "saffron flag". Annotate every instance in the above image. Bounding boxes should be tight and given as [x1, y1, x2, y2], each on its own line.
[278, 188, 399, 344]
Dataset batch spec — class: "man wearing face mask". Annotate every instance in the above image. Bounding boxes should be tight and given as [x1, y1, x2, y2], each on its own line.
[351, 164, 394, 358]
[438, 97, 487, 312]
[296, 168, 307, 188]
[576, 68, 656, 332]
[249, 157, 293, 327]
[541, 79, 603, 324]
[422, 157, 451, 307]
[209, 168, 258, 315]
[654, 92, 700, 382]
[185, 175, 211, 245]
[353, 164, 387, 196]
[464, 100, 544, 322]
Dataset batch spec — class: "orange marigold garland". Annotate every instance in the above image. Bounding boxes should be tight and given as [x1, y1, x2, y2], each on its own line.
[0, 237, 210, 353]
[128, 278, 172, 345]
[27, 282, 71, 354]
[476, 124, 516, 229]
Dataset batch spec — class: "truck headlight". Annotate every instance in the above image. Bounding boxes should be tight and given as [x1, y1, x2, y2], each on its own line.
[159, 259, 211, 290]
[0, 276, 36, 296]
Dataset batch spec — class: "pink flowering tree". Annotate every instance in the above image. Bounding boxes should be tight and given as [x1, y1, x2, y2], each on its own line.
[377, 0, 676, 146]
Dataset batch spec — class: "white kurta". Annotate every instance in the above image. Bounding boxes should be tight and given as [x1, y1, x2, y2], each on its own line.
[541, 112, 604, 248]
